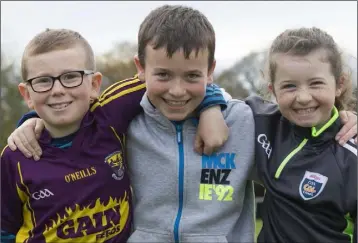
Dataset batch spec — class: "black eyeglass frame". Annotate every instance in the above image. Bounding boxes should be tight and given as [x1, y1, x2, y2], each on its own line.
[26, 70, 94, 93]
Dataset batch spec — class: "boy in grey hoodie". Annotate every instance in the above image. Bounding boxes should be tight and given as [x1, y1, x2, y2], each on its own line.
[127, 5, 256, 243]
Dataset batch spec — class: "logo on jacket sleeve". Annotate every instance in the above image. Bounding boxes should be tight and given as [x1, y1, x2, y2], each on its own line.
[299, 171, 328, 200]
[257, 134, 272, 159]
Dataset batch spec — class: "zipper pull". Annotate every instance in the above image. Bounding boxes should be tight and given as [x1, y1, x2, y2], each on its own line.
[176, 124, 183, 144]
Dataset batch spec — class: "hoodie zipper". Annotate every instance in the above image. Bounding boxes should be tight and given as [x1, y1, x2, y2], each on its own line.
[173, 123, 184, 243]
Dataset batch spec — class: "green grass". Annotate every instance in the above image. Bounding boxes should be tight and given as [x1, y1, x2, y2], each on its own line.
[255, 219, 263, 241]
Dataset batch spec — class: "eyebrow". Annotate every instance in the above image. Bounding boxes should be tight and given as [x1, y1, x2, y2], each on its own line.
[307, 77, 325, 81]
[279, 80, 296, 84]
[153, 68, 203, 74]
[280, 77, 325, 83]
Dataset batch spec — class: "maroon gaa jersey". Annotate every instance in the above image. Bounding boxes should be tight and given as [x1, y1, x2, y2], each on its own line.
[1, 77, 146, 243]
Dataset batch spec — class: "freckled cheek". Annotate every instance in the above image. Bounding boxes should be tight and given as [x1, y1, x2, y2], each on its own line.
[146, 81, 169, 97]
[276, 93, 293, 109]
[30, 94, 48, 108]
[184, 82, 206, 96]
[70, 88, 91, 101]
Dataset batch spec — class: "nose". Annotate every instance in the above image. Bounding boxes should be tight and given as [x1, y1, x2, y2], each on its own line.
[296, 89, 312, 104]
[168, 79, 186, 97]
[51, 79, 66, 95]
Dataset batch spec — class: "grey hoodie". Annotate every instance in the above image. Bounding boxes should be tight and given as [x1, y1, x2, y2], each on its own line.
[127, 94, 256, 243]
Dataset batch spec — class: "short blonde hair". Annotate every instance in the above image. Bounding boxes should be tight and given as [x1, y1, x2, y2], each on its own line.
[21, 28, 95, 80]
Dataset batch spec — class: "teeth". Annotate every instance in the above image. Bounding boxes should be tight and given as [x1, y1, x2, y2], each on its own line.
[166, 100, 187, 106]
[50, 103, 70, 109]
[296, 108, 316, 114]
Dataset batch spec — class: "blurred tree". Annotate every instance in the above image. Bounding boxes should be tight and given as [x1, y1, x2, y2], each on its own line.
[0, 52, 28, 149]
[215, 51, 268, 99]
[96, 42, 138, 90]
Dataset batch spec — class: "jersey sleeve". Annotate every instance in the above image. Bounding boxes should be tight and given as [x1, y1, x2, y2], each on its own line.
[341, 143, 357, 243]
[196, 83, 227, 113]
[1, 147, 23, 235]
[89, 76, 146, 133]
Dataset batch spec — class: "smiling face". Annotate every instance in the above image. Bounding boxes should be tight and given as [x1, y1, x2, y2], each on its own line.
[18, 46, 102, 137]
[271, 48, 342, 127]
[135, 44, 215, 121]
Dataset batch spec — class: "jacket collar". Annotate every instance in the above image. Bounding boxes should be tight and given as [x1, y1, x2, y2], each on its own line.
[38, 110, 95, 145]
[289, 106, 342, 145]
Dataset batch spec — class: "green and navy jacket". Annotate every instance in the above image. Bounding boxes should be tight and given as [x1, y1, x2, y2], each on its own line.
[246, 95, 357, 243]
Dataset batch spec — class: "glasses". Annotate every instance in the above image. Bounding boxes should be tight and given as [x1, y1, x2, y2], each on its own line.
[26, 70, 94, 93]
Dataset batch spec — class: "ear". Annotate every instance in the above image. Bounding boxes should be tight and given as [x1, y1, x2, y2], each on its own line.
[207, 59, 217, 84]
[18, 83, 34, 109]
[335, 75, 345, 97]
[268, 83, 273, 93]
[134, 55, 145, 81]
[90, 72, 102, 100]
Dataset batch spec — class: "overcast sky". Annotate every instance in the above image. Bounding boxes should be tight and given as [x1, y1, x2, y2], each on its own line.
[1, 1, 357, 69]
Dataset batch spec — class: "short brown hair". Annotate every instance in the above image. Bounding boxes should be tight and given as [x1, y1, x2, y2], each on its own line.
[21, 28, 95, 80]
[265, 27, 356, 111]
[137, 5, 216, 70]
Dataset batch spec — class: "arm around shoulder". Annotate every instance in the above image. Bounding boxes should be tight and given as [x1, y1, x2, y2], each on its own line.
[90, 76, 146, 132]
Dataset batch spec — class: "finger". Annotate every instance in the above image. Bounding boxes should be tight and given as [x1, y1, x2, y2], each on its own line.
[24, 131, 42, 160]
[30, 125, 44, 158]
[203, 145, 214, 156]
[338, 126, 357, 145]
[339, 111, 349, 123]
[34, 120, 45, 139]
[14, 132, 33, 158]
[7, 134, 18, 151]
[336, 116, 355, 141]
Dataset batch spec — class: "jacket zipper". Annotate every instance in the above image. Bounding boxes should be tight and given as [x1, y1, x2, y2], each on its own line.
[173, 123, 184, 243]
[275, 138, 308, 179]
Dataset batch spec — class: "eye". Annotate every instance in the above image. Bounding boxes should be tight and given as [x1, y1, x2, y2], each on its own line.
[281, 83, 296, 89]
[311, 81, 324, 86]
[187, 73, 201, 79]
[62, 72, 81, 80]
[155, 72, 170, 80]
[32, 77, 52, 85]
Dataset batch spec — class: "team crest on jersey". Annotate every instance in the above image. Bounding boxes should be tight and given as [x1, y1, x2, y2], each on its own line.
[299, 171, 328, 200]
[104, 151, 124, 180]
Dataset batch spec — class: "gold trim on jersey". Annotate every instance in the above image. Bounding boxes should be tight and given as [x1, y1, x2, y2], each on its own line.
[99, 75, 139, 100]
[1, 145, 9, 157]
[16, 162, 36, 243]
[90, 81, 146, 112]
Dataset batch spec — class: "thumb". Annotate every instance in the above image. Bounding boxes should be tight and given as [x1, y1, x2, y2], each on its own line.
[34, 120, 45, 139]
[194, 133, 204, 155]
[339, 111, 348, 123]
